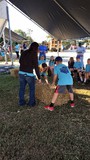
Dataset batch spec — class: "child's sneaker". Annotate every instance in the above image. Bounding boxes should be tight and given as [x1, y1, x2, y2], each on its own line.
[70, 103, 75, 108]
[44, 105, 54, 111]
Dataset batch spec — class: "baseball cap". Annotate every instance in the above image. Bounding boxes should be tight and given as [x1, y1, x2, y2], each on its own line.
[55, 56, 62, 62]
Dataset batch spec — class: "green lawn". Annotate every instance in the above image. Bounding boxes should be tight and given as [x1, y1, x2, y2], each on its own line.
[0, 75, 90, 160]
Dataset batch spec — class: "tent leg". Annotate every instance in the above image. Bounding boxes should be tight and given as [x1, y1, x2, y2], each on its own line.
[6, 6, 13, 66]
[3, 31, 8, 64]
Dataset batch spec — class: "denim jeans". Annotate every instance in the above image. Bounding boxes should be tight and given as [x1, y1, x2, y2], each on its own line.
[19, 74, 36, 106]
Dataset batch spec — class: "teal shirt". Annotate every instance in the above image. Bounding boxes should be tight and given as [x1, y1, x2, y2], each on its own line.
[15, 44, 20, 52]
[49, 60, 55, 67]
[74, 61, 82, 69]
[86, 64, 90, 72]
[54, 64, 73, 85]
[19, 71, 35, 77]
[38, 60, 46, 65]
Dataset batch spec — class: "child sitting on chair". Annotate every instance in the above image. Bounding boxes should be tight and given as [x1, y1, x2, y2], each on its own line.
[84, 58, 90, 84]
[74, 55, 83, 83]
[38, 55, 46, 65]
[68, 57, 74, 77]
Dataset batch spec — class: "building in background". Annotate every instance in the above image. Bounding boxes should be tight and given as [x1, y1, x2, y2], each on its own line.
[48, 38, 61, 51]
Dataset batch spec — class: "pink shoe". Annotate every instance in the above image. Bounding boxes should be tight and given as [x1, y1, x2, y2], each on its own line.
[44, 105, 54, 111]
[70, 103, 75, 108]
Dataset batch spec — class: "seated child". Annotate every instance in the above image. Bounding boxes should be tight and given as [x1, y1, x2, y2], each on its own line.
[74, 55, 83, 82]
[68, 57, 74, 77]
[49, 56, 55, 76]
[38, 55, 46, 65]
[84, 58, 90, 83]
[39, 63, 49, 84]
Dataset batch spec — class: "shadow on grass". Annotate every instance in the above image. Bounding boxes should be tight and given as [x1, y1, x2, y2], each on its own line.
[0, 75, 90, 160]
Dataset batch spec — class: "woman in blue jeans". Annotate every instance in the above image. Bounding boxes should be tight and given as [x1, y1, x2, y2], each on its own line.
[19, 42, 41, 107]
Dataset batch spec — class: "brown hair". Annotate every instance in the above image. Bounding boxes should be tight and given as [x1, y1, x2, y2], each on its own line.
[29, 42, 39, 53]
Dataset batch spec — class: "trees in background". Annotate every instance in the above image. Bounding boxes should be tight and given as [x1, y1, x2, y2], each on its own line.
[14, 29, 33, 43]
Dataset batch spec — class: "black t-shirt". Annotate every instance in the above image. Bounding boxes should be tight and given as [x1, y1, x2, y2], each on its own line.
[19, 49, 40, 79]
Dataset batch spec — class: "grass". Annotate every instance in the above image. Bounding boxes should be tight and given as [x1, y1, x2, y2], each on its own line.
[0, 75, 90, 160]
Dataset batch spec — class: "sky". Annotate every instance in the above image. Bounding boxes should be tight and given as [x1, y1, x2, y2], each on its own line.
[7, 3, 49, 43]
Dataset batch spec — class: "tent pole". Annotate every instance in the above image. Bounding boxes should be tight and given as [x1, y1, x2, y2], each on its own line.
[3, 30, 8, 64]
[57, 40, 59, 56]
[6, 6, 13, 66]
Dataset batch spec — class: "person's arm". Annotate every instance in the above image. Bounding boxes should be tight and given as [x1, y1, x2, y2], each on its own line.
[52, 75, 57, 85]
[52, 66, 58, 85]
[49, 60, 50, 66]
[33, 54, 41, 80]
[44, 75, 49, 84]
[38, 45, 42, 53]
[45, 46, 48, 53]
[73, 62, 76, 69]
[83, 47, 86, 53]
[85, 65, 87, 72]
[19, 55, 21, 63]
[76, 47, 78, 53]
[68, 61, 70, 68]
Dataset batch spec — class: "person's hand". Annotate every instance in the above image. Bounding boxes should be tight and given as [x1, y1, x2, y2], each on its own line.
[45, 79, 49, 85]
[38, 79, 42, 83]
[52, 82, 55, 86]
[46, 81, 50, 85]
[50, 84, 56, 89]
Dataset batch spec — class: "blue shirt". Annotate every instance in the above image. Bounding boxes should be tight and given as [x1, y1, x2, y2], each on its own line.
[39, 45, 48, 53]
[76, 46, 85, 54]
[39, 45, 48, 60]
[49, 60, 55, 67]
[19, 71, 35, 77]
[38, 59, 46, 65]
[15, 44, 20, 52]
[54, 64, 73, 85]
[86, 64, 90, 72]
[74, 61, 82, 69]
[0, 51, 5, 57]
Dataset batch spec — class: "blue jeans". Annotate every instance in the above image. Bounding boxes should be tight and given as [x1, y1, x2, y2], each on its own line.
[19, 74, 36, 106]
[39, 52, 46, 60]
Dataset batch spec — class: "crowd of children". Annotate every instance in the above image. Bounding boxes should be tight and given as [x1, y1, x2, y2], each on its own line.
[1, 41, 88, 111]
[68, 56, 90, 84]
[37, 54, 90, 111]
[38, 54, 90, 85]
